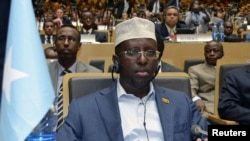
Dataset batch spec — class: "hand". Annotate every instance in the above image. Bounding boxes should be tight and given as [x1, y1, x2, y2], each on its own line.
[196, 138, 208, 141]
[194, 99, 206, 114]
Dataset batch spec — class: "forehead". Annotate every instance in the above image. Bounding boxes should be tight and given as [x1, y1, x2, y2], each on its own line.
[224, 22, 233, 26]
[205, 42, 222, 49]
[82, 12, 93, 17]
[120, 38, 157, 50]
[57, 27, 78, 36]
[166, 8, 178, 13]
[45, 22, 54, 26]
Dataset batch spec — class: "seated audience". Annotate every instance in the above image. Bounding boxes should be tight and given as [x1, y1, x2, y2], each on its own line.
[218, 64, 250, 124]
[57, 17, 208, 141]
[188, 41, 224, 116]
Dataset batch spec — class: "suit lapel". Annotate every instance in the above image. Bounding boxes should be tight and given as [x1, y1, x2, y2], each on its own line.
[95, 83, 124, 141]
[155, 87, 175, 141]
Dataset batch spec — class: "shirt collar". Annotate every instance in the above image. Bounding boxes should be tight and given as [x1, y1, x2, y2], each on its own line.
[57, 61, 77, 76]
[116, 77, 155, 100]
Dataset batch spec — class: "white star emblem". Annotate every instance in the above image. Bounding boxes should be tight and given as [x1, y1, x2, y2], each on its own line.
[2, 47, 29, 103]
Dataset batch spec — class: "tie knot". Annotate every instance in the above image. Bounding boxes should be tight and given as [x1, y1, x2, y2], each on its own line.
[61, 69, 71, 76]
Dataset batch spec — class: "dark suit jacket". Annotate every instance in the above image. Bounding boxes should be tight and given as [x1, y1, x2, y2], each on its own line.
[166, 0, 180, 9]
[155, 22, 187, 40]
[113, 0, 133, 19]
[57, 82, 208, 141]
[147, 0, 164, 13]
[80, 29, 108, 43]
[218, 65, 250, 124]
[161, 61, 182, 72]
[40, 34, 56, 44]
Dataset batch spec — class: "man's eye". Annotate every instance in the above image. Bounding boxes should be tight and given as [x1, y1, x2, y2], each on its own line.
[127, 50, 139, 56]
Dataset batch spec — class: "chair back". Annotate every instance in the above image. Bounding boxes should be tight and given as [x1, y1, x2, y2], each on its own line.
[214, 58, 250, 115]
[184, 59, 204, 73]
[62, 72, 191, 117]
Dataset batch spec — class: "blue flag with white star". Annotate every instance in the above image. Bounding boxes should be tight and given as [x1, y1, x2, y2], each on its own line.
[0, 0, 55, 141]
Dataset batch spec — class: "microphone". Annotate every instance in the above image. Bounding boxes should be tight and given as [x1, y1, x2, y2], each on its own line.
[191, 125, 208, 136]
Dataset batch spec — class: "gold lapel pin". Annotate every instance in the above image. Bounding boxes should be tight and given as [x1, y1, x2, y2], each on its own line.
[162, 97, 170, 104]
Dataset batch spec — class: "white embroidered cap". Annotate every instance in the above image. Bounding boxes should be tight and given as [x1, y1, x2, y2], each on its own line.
[115, 17, 156, 47]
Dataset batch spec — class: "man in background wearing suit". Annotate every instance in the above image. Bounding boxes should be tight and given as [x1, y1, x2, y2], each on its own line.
[155, 33, 182, 72]
[48, 24, 101, 94]
[80, 10, 108, 43]
[40, 19, 56, 44]
[155, 6, 187, 41]
[188, 41, 224, 116]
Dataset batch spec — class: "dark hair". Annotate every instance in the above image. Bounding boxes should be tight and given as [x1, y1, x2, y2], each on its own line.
[204, 40, 224, 56]
[162, 6, 180, 22]
[155, 33, 164, 58]
[55, 24, 81, 42]
[43, 19, 55, 29]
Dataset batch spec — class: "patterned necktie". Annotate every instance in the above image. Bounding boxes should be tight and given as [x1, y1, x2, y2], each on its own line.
[47, 36, 51, 44]
[57, 69, 71, 130]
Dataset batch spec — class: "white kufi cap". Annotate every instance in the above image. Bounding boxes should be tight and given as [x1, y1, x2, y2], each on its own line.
[115, 17, 156, 47]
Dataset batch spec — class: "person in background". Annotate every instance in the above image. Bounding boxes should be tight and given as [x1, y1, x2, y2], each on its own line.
[185, 0, 210, 33]
[155, 33, 183, 72]
[223, 21, 237, 37]
[113, 0, 134, 19]
[188, 41, 224, 116]
[44, 46, 57, 59]
[40, 19, 56, 44]
[57, 17, 208, 141]
[218, 64, 250, 125]
[237, 26, 246, 41]
[48, 24, 102, 95]
[53, 7, 72, 29]
[155, 6, 187, 41]
[80, 10, 108, 43]
[48, 24, 102, 129]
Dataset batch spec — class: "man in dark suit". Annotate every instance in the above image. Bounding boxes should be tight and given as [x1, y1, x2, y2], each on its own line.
[80, 10, 108, 43]
[113, 0, 133, 19]
[166, 0, 180, 9]
[155, 6, 187, 41]
[40, 19, 56, 44]
[218, 64, 250, 125]
[147, 0, 164, 14]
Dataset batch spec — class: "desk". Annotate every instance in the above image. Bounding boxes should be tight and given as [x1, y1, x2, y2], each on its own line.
[44, 42, 250, 70]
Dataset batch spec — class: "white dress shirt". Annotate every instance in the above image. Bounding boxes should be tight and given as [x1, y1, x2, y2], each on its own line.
[117, 78, 164, 141]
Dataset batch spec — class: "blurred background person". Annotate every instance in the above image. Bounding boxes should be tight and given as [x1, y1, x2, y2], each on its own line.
[185, 0, 211, 33]
[155, 6, 187, 41]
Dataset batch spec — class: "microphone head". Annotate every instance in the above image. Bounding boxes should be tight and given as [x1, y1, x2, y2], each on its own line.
[191, 125, 202, 135]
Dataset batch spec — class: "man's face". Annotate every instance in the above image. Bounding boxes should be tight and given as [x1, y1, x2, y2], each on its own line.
[224, 22, 233, 36]
[55, 27, 81, 62]
[44, 22, 55, 35]
[115, 38, 159, 89]
[204, 42, 223, 66]
[81, 12, 94, 29]
[165, 8, 179, 27]
[56, 9, 64, 18]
